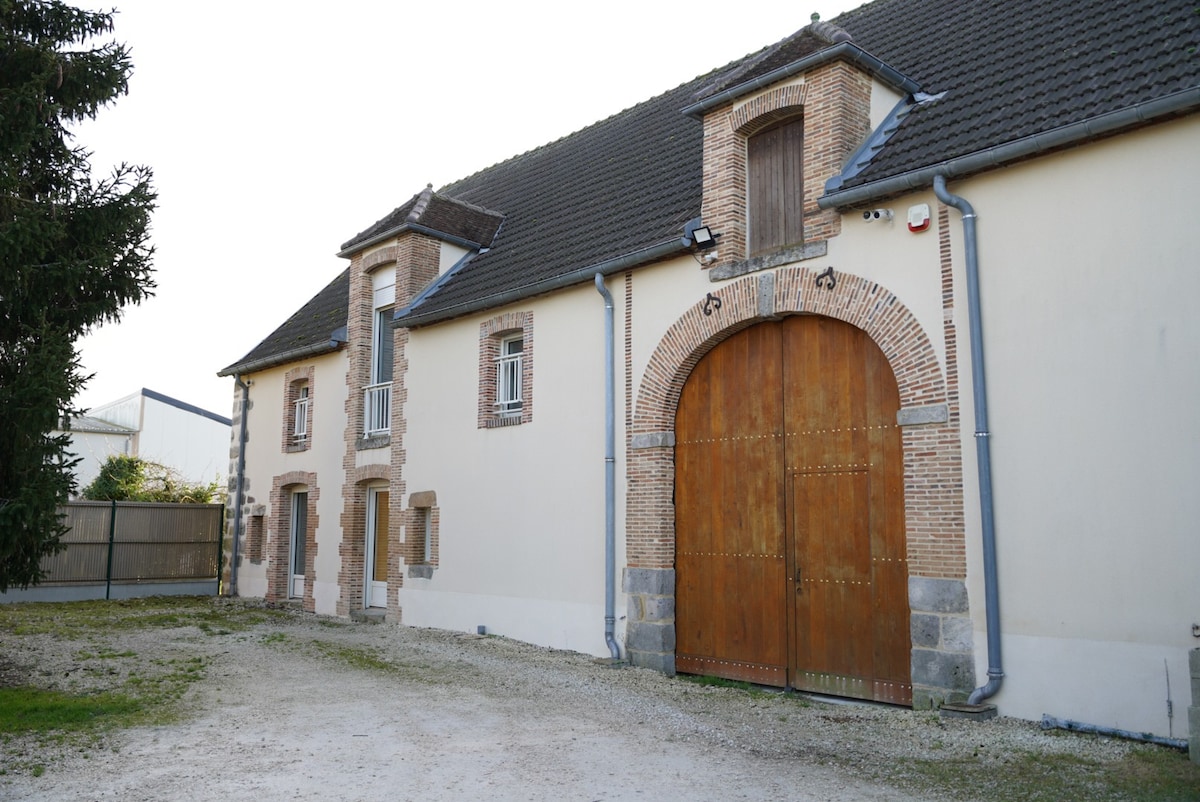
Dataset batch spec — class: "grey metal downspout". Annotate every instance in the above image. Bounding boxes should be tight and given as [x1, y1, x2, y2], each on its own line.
[595, 274, 621, 661]
[229, 375, 250, 597]
[933, 175, 1003, 705]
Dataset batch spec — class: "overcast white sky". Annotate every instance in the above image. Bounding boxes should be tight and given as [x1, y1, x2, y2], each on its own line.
[73, 0, 863, 419]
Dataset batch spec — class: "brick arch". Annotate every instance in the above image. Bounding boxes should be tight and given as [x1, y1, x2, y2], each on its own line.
[360, 246, 398, 273]
[627, 263, 961, 570]
[337, 464, 392, 616]
[624, 265, 968, 688]
[631, 268, 944, 445]
[268, 471, 319, 610]
[730, 84, 808, 133]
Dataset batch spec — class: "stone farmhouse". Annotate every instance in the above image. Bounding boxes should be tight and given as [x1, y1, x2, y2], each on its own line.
[220, 0, 1200, 740]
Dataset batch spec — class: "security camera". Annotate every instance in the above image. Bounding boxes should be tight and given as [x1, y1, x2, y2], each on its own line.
[863, 208, 894, 221]
[703, 251, 719, 264]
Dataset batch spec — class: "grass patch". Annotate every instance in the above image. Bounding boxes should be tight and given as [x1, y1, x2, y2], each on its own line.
[0, 687, 144, 735]
[311, 641, 394, 673]
[0, 597, 291, 638]
[897, 745, 1200, 801]
[680, 674, 775, 698]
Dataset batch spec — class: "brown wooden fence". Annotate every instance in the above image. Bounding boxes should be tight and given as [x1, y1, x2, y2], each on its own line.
[1, 501, 224, 602]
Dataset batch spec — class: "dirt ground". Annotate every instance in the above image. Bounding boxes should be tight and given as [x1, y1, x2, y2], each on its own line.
[0, 599, 1177, 801]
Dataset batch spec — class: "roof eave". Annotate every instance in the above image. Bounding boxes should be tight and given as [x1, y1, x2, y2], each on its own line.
[218, 338, 346, 378]
[337, 222, 485, 260]
[395, 239, 687, 329]
[818, 86, 1200, 210]
[683, 41, 921, 119]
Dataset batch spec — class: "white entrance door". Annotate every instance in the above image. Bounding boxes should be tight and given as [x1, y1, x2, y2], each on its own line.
[289, 491, 307, 599]
[365, 487, 389, 608]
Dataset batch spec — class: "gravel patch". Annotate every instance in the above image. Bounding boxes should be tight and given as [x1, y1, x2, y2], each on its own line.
[0, 599, 1157, 801]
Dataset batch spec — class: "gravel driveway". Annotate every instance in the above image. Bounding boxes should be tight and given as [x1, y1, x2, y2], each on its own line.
[0, 599, 1165, 801]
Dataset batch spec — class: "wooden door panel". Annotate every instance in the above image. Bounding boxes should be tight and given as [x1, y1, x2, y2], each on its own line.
[675, 316, 910, 702]
[373, 491, 389, 583]
[676, 325, 787, 685]
[791, 470, 872, 679]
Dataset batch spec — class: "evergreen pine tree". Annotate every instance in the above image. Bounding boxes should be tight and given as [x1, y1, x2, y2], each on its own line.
[0, 1, 156, 590]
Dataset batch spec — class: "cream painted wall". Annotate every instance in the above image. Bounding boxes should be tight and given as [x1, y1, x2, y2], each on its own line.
[234, 351, 349, 616]
[933, 117, 1200, 737]
[401, 281, 622, 656]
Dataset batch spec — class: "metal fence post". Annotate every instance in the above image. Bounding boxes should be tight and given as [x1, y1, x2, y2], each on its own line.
[105, 500, 117, 600]
[217, 504, 226, 596]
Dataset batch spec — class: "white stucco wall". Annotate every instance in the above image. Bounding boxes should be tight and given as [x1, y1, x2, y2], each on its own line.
[935, 117, 1200, 738]
[233, 352, 349, 616]
[621, 116, 1198, 737]
[401, 281, 622, 655]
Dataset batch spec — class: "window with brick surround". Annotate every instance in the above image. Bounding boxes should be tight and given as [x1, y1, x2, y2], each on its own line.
[406, 490, 438, 579]
[748, 115, 804, 255]
[283, 368, 314, 453]
[246, 511, 264, 564]
[364, 266, 395, 438]
[496, 335, 523, 417]
[478, 312, 533, 428]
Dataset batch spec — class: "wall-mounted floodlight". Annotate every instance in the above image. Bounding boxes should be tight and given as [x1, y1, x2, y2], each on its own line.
[682, 219, 721, 265]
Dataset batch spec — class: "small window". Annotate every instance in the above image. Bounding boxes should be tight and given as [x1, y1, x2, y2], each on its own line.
[495, 335, 523, 417]
[478, 312, 533, 428]
[283, 369, 314, 453]
[417, 507, 432, 563]
[246, 512, 265, 564]
[406, 491, 439, 579]
[293, 385, 310, 442]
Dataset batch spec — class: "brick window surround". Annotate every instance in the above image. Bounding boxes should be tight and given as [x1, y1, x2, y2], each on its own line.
[282, 366, 314, 453]
[700, 66, 870, 268]
[267, 472, 319, 612]
[478, 311, 533, 428]
[405, 490, 439, 579]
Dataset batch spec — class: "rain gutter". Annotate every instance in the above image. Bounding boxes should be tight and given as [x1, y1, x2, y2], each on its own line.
[820, 86, 1200, 210]
[594, 274, 621, 662]
[932, 175, 1002, 706]
[217, 333, 347, 378]
[396, 238, 686, 329]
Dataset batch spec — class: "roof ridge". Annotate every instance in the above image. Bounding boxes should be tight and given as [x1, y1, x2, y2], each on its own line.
[405, 184, 435, 224]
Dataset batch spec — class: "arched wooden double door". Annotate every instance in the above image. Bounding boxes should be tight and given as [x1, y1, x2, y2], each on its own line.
[675, 315, 911, 704]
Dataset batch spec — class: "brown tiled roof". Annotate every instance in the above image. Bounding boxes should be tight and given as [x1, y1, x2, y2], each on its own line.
[218, 268, 349, 376]
[340, 186, 504, 253]
[831, 0, 1200, 191]
[226, 0, 1200, 366]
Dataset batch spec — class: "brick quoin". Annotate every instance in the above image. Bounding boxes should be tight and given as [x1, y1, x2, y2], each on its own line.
[340, 231, 440, 621]
[628, 264, 967, 583]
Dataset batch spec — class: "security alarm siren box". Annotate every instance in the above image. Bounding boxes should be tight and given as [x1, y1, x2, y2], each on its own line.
[908, 203, 931, 232]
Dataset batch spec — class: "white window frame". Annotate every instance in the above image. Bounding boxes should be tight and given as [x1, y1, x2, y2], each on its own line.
[494, 335, 523, 417]
[293, 385, 310, 442]
[365, 305, 394, 437]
